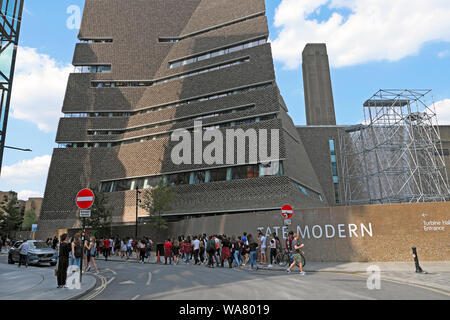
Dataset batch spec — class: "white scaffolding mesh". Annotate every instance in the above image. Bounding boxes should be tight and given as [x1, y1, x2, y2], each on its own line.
[340, 89, 450, 205]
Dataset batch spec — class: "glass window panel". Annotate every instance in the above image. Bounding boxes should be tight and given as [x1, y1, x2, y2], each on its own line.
[114, 179, 132, 192]
[231, 166, 247, 180]
[210, 168, 228, 182]
[192, 171, 206, 184]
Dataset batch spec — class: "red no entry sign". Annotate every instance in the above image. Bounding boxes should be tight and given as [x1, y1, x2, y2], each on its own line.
[76, 189, 95, 209]
[281, 204, 294, 219]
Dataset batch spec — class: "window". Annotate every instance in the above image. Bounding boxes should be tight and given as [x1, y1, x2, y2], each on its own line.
[329, 139, 341, 204]
[209, 168, 228, 182]
[191, 171, 206, 184]
[114, 180, 132, 192]
[167, 173, 190, 186]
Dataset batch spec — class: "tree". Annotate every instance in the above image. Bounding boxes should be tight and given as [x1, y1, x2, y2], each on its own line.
[0, 192, 24, 237]
[22, 209, 38, 231]
[140, 181, 175, 231]
[83, 187, 112, 238]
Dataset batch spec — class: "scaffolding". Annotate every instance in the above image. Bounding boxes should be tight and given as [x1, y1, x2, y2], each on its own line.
[0, 0, 24, 175]
[340, 89, 450, 205]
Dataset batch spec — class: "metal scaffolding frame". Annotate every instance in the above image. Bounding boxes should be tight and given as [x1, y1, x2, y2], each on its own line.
[340, 89, 450, 205]
[0, 0, 24, 175]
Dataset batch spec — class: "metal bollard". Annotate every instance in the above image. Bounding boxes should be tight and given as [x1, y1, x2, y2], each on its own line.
[412, 247, 424, 273]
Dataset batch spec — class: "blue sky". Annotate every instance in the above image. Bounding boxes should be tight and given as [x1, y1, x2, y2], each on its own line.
[1, 0, 450, 199]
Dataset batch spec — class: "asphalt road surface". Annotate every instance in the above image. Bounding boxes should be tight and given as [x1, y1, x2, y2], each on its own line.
[75, 259, 449, 300]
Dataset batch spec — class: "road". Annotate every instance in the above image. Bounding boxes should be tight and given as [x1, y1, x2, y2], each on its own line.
[76, 259, 449, 300]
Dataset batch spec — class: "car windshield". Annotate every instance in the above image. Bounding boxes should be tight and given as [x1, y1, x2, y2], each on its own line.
[29, 242, 50, 249]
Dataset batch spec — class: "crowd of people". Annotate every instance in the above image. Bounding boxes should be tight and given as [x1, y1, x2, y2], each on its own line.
[160, 230, 298, 270]
[5, 229, 305, 288]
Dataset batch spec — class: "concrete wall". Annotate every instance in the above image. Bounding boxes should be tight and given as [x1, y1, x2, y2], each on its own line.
[168, 202, 450, 262]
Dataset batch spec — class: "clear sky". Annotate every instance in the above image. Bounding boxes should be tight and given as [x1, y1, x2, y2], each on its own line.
[1, 0, 450, 200]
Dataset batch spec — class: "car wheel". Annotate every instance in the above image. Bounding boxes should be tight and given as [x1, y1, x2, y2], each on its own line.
[8, 254, 14, 264]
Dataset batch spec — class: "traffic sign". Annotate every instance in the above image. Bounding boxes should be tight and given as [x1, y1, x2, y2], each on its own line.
[284, 219, 292, 226]
[281, 204, 294, 219]
[31, 224, 38, 231]
[80, 210, 91, 218]
[76, 189, 95, 209]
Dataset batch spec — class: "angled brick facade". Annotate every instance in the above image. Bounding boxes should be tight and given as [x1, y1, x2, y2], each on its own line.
[39, 0, 330, 231]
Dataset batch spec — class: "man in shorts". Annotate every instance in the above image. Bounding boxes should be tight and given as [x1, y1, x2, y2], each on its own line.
[286, 233, 305, 275]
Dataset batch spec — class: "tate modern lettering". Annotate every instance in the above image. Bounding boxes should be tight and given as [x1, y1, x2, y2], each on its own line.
[258, 223, 374, 240]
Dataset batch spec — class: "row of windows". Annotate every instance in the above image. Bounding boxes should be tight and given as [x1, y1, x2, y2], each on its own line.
[74, 65, 111, 73]
[169, 38, 266, 69]
[158, 11, 265, 43]
[293, 183, 324, 202]
[100, 163, 284, 193]
[58, 114, 277, 149]
[86, 104, 255, 136]
[91, 57, 249, 88]
[79, 39, 113, 43]
[63, 82, 273, 119]
[329, 139, 341, 204]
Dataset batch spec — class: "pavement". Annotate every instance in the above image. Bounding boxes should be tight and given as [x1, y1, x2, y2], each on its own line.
[0, 256, 97, 300]
[94, 251, 450, 294]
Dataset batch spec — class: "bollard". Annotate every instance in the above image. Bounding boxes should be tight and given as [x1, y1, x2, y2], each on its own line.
[412, 247, 424, 273]
[157, 250, 161, 264]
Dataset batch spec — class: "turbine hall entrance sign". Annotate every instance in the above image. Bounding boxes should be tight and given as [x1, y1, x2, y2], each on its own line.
[76, 189, 94, 210]
[281, 204, 293, 219]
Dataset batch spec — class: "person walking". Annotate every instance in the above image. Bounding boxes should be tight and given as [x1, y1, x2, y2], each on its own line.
[206, 236, 216, 268]
[70, 234, 82, 267]
[286, 234, 306, 275]
[18, 239, 30, 268]
[183, 236, 192, 264]
[231, 235, 241, 268]
[52, 236, 58, 250]
[192, 236, 200, 265]
[247, 234, 258, 270]
[103, 237, 110, 261]
[221, 236, 233, 268]
[268, 233, 278, 268]
[260, 232, 267, 265]
[164, 239, 173, 265]
[120, 239, 127, 259]
[199, 236, 206, 264]
[172, 239, 180, 265]
[84, 236, 99, 274]
[57, 234, 71, 288]
[138, 238, 146, 264]
[145, 237, 152, 262]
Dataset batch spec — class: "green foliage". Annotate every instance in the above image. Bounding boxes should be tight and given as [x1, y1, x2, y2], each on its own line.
[0, 192, 24, 237]
[22, 209, 38, 231]
[140, 181, 175, 230]
[83, 187, 112, 238]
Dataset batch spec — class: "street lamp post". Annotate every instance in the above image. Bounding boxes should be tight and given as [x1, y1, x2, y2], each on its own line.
[135, 186, 141, 239]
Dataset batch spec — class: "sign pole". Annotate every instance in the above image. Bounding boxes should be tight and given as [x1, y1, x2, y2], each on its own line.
[80, 216, 85, 284]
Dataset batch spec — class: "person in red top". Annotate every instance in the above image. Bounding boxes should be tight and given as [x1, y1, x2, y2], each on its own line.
[164, 239, 173, 265]
[103, 238, 111, 261]
[183, 236, 192, 264]
[285, 231, 294, 252]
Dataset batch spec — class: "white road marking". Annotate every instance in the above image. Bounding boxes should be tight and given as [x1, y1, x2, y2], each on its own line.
[131, 294, 140, 300]
[106, 277, 115, 285]
[104, 268, 117, 275]
[119, 280, 136, 285]
[146, 272, 152, 286]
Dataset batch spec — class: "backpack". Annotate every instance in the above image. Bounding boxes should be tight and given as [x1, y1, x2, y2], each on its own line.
[206, 239, 215, 252]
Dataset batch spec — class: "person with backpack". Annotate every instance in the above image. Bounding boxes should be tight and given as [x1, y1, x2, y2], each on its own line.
[247, 234, 259, 270]
[138, 238, 147, 264]
[71, 234, 83, 267]
[206, 236, 216, 268]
